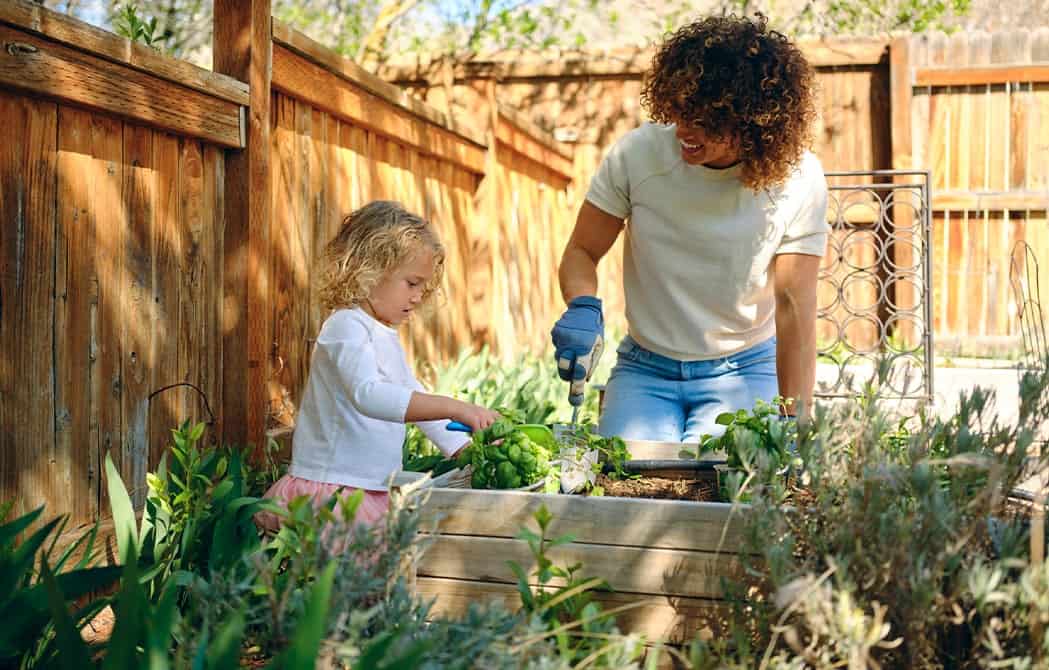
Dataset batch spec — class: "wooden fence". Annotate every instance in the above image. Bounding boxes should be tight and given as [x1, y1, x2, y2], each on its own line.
[0, 0, 575, 527]
[387, 32, 1049, 354]
[907, 31, 1049, 348]
[3, 0, 1048, 528]
[0, 1, 242, 523]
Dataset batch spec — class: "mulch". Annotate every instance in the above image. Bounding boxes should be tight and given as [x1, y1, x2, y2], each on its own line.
[595, 473, 719, 502]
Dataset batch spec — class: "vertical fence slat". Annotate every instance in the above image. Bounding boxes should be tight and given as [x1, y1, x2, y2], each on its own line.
[889, 36, 915, 344]
[176, 139, 208, 434]
[969, 32, 991, 193]
[202, 144, 225, 442]
[151, 131, 182, 467]
[55, 106, 97, 523]
[928, 32, 950, 194]
[990, 32, 1012, 193]
[948, 32, 970, 194]
[1008, 31, 1032, 193]
[93, 113, 124, 518]
[0, 93, 58, 519]
[121, 123, 154, 506]
[1031, 30, 1049, 194]
[270, 94, 297, 431]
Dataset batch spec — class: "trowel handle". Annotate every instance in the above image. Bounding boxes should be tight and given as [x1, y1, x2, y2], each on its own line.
[568, 334, 604, 406]
[446, 421, 472, 433]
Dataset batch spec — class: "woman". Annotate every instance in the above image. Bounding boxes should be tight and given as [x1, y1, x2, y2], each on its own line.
[551, 14, 829, 442]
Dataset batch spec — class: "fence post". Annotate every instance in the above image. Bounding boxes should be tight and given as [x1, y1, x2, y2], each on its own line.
[889, 35, 913, 174]
[213, 0, 272, 452]
[888, 35, 919, 350]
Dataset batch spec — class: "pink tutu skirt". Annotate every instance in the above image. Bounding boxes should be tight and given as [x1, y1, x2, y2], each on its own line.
[254, 473, 390, 533]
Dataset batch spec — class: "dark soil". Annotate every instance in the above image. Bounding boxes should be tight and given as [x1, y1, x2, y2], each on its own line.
[596, 474, 719, 502]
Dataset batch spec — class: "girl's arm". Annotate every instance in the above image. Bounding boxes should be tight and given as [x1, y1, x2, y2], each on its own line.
[405, 392, 498, 433]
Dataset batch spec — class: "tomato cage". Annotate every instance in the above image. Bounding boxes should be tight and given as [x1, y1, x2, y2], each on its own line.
[815, 170, 934, 404]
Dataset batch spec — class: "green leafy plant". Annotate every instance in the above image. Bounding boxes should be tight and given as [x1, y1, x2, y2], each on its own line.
[687, 362, 1049, 668]
[678, 398, 797, 502]
[461, 410, 554, 490]
[113, 4, 163, 49]
[106, 421, 281, 598]
[10, 429, 658, 669]
[555, 421, 634, 496]
[404, 347, 565, 462]
[507, 504, 643, 665]
[0, 504, 120, 666]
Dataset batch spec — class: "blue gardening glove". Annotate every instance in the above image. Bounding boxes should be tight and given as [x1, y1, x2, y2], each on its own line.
[551, 296, 604, 382]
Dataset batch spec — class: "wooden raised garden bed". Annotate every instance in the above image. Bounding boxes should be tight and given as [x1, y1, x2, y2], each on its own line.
[416, 441, 748, 645]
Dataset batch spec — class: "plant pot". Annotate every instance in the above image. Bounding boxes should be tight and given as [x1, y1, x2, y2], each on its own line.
[557, 446, 599, 493]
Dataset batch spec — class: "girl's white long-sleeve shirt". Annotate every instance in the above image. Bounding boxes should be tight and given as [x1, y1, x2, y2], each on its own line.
[289, 307, 467, 491]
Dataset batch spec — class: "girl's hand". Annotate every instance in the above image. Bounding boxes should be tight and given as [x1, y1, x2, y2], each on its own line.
[450, 400, 500, 433]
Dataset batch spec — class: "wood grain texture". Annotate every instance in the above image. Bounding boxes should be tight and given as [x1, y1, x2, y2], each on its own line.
[91, 113, 125, 519]
[214, 0, 272, 451]
[55, 106, 98, 523]
[0, 0, 247, 105]
[417, 577, 731, 645]
[0, 24, 243, 148]
[0, 93, 58, 520]
[418, 534, 742, 600]
[120, 123, 154, 508]
[915, 64, 1049, 87]
[272, 20, 484, 147]
[272, 45, 485, 175]
[422, 489, 747, 552]
[149, 132, 182, 467]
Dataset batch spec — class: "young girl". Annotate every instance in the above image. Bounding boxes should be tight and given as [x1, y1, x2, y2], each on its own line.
[257, 201, 499, 531]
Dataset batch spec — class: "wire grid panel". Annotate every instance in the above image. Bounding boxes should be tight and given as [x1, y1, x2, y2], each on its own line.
[1010, 241, 1048, 373]
[815, 170, 934, 403]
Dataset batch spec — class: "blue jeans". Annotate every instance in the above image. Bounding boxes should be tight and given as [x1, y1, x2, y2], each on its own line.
[599, 336, 779, 443]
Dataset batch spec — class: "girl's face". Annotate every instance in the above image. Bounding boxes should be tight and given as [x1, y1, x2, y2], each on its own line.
[364, 247, 436, 326]
[673, 122, 740, 168]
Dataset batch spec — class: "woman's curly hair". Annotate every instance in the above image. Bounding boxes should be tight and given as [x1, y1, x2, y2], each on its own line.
[641, 14, 817, 191]
[315, 200, 445, 314]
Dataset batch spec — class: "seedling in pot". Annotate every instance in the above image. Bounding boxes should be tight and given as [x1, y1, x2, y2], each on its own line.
[553, 421, 633, 495]
[680, 398, 799, 501]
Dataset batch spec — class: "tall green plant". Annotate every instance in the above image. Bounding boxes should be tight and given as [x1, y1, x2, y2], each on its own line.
[507, 504, 644, 665]
[0, 504, 120, 666]
[105, 421, 281, 598]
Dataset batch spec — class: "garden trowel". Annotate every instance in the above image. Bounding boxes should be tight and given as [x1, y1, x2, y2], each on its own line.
[561, 334, 604, 430]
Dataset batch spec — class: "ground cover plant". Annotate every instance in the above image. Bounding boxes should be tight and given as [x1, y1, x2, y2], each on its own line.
[10, 345, 1049, 667]
[5, 419, 654, 669]
[681, 362, 1049, 669]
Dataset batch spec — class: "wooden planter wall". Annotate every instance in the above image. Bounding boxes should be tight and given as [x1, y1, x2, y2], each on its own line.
[417, 441, 748, 644]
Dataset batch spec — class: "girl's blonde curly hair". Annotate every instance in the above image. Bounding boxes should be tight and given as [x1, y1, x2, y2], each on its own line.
[641, 14, 818, 191]
[315, 201, 445, 313]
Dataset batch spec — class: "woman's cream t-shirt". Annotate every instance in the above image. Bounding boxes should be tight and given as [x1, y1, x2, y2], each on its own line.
[586, 122, 830, 361]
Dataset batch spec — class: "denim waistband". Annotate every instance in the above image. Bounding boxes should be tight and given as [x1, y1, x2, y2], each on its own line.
[615, 335, 777, 381]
